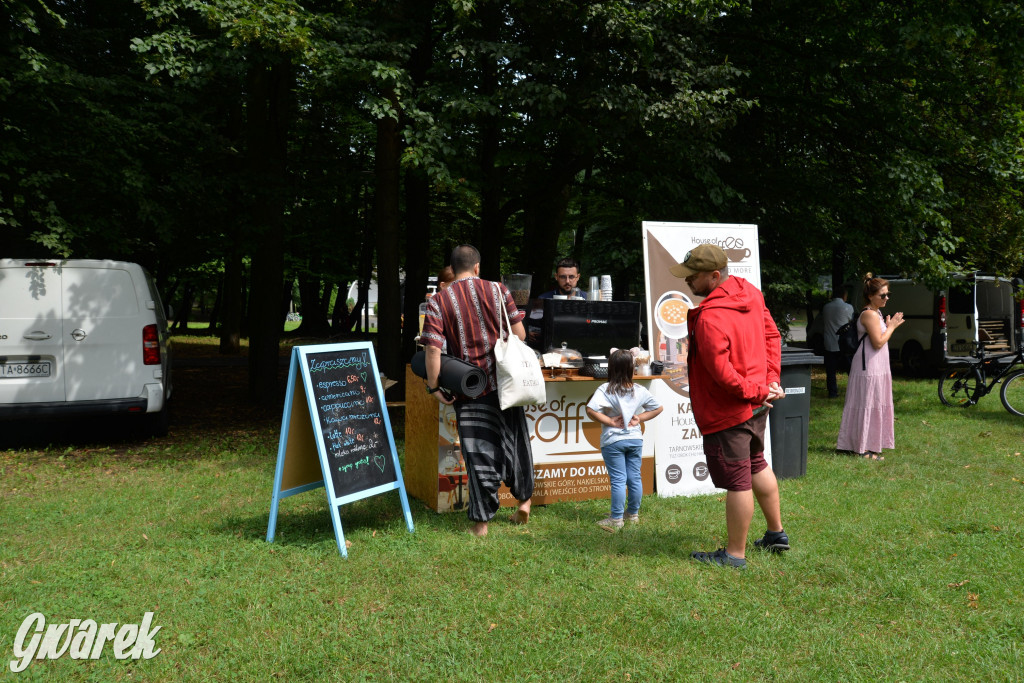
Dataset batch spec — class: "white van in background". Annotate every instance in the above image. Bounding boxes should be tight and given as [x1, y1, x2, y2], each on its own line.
[0, 259, 172, 436]
[878, 278, 947, 374]
[809, 273, 1022, 374]
[809, 277, 946, 375]
[945, 274, 1024, 361]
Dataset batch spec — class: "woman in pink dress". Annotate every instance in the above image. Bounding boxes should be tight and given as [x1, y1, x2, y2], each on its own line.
[837, 274, 905, 460]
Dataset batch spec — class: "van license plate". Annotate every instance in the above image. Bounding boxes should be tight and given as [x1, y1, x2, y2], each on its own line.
[0, 361, 52, 378]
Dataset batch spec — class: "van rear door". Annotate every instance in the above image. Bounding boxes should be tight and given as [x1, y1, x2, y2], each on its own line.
[0, 261, 66, 404]
[61, 264, 145, 402]
[945, 277, 977, 360]
[945, 276, 1018, 360]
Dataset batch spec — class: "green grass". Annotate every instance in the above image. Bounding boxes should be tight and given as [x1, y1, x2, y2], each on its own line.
[2, 369, 1023, 681]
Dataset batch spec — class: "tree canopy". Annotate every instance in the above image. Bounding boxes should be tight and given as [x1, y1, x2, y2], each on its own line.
[3, 0, 1023, 397]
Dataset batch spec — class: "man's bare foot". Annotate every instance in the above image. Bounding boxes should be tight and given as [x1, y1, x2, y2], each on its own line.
[468, 522, 488, 537]
[509, 500, 531, 525]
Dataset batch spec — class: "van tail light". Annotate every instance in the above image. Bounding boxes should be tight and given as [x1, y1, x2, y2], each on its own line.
[143, 325, 161, 365]
[938, 295, 947, 330]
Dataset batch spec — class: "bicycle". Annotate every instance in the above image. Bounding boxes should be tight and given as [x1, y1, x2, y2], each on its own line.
[937, 341, 1024, 415]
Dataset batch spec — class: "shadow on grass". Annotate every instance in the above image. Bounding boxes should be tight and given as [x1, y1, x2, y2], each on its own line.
[0, 413, 165, 451]
[220, 488, 709, 562]
[229, 505, 338, 548]
[222, 489, 422, 548]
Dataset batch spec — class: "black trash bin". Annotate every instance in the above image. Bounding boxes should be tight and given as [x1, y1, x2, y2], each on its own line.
[769, 347, 823, 479]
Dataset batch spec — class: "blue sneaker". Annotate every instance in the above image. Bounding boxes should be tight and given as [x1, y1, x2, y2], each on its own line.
[753, 529, 790, 553]
[691, 548, 746, 569]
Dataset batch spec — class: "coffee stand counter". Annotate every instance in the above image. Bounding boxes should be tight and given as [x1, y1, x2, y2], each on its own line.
[404, 365, 658, 513]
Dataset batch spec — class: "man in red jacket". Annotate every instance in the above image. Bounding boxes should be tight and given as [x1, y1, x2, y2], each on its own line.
[671, 244, 788, 568]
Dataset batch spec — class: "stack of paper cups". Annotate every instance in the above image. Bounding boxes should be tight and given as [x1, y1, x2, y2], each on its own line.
[600, 274, 613, 302]
[588, 276, 600, 301]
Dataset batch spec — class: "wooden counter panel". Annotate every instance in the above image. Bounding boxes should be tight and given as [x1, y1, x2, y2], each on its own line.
[405, 364, 657, 513]
[404, 364, 440, 507]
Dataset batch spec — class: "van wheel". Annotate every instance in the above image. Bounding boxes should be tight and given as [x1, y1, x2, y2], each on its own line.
[901, 342, 927, 377]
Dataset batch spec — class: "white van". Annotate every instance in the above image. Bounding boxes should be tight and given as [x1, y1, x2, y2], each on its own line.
[880, 275, 1022, 369]
[808, 274, 1022, 373]
[882, 278, 946, 374]
[809, 278, 945, 374]
[945, 274, 1024, 361]
[0, 259, 172, 436]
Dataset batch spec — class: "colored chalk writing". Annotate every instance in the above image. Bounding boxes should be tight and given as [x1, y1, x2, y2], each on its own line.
[306, 349, 397, 498]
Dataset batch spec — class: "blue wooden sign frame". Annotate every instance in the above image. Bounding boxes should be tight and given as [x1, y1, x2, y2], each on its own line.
[266, 343, 414, 557]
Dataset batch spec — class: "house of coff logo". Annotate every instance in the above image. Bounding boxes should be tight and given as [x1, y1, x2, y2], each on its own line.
[524, 395, 648, 452]
[690, 235, 751, 262]
[524, 396, 591, 447]
[9, 612, 161, 673]
[690, 235, 746, 249]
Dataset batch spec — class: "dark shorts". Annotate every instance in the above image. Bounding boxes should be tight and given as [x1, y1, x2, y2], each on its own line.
[702, 410, 769, 492]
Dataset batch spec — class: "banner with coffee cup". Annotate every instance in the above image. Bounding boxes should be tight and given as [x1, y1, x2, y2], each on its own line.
[641, 222, 773, 497]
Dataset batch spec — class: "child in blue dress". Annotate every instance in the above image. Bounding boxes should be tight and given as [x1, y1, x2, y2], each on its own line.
[585, 349, 664, 531]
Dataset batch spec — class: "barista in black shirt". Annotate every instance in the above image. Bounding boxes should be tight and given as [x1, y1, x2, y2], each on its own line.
[528, 257, 587, 346]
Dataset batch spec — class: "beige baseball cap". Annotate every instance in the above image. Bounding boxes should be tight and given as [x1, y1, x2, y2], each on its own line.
[669, 244, 728, 278]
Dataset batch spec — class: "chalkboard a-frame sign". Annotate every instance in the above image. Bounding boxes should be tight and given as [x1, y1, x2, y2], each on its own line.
[266, 343, 414, 557]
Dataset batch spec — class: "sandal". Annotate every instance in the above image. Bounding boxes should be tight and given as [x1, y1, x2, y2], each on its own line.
[861, 452, 885, 461]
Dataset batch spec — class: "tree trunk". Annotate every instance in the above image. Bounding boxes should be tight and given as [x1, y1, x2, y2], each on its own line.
[374, 92, 403, 389]
[521, 174, 572, 297]
[173, 285, 195, 332]
[342, 225, 375, 334]
[296, 271, 332, 336]
[831, 245, 847, 295]
[320, 283, 334, 320]
[574, 167, 593, 261]
[245, 59, 293, 405]
[476, 0, 503, 280]
[330, 281, 347, 332]
[207, 277, 223, 332]
[398, 0, 434, 390]
[402, 166, 431, 366]
[220, 250, 243, 354]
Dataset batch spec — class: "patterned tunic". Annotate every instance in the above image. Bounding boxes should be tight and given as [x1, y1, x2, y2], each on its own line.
[421, 276, 525, 396]
[421, 275, 534, 521]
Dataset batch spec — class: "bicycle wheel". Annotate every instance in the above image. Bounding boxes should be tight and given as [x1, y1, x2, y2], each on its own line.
[999, 369, 1024, 416]
[938, 367, 982, 407]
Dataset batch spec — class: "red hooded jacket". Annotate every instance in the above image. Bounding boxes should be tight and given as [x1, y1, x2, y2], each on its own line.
[686, 276, 782, 435]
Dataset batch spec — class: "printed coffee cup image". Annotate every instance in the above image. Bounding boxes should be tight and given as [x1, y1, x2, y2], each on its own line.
[655, 290, 694, 339]
[725, 247, 751, 262]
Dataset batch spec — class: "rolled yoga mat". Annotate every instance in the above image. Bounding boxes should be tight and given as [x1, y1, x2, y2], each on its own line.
[410, 350, 487, 398]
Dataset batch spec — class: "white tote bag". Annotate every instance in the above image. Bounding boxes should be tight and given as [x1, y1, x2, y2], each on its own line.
[493, 292, 546, 410]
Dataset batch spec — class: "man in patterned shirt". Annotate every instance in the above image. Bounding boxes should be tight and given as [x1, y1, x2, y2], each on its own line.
[421, 245, 535, 536]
